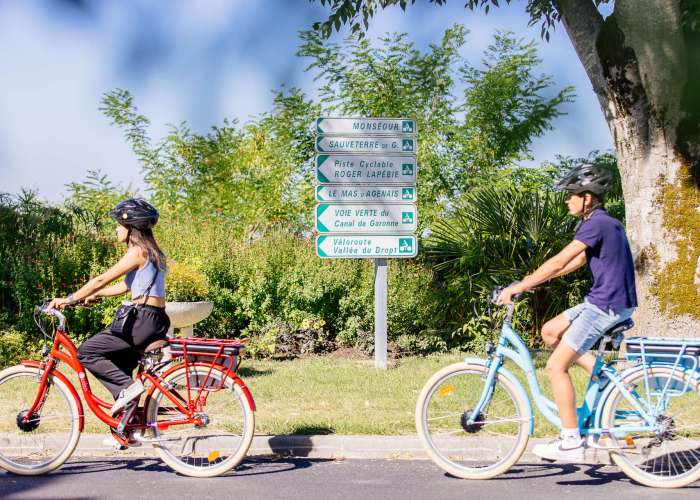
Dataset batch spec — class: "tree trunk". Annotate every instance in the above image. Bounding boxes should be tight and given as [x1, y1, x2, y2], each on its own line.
[558, 0, 700, 337]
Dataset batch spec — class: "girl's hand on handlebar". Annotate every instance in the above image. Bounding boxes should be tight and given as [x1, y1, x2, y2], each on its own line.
[83, 294, 101, 305]
[47, 297, 71, 310]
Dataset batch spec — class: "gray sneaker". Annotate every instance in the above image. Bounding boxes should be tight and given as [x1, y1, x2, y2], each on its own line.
[110, 380, 144, 415]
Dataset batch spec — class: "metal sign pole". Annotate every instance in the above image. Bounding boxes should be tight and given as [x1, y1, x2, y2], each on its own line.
[374, 258, 388, 369]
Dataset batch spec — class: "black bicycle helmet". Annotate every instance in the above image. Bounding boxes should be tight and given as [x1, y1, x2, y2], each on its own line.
[109, 198, 159, 228]
[555, 163, 613, 197]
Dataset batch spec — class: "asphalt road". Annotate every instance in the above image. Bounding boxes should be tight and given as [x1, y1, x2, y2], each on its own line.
[2, 458, 698, 500]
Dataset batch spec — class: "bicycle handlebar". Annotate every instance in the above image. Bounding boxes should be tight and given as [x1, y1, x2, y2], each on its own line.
[36, 305, 67, 330]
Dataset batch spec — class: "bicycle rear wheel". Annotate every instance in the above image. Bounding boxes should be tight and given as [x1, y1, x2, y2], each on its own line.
[416, 362, 530, 479]
[0, 365, 81, 475]
[146, 364, 254, 477]
[600, 366, 700, 488]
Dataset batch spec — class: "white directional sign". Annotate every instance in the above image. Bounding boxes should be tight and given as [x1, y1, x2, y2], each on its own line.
[316, 155, 417, 184]
[316, 235, 417, 258]
[315, 203, 417, 233]
[316, 185, 416, 203]
[316, 136, 416, 154]
[316, 117, 416, 136]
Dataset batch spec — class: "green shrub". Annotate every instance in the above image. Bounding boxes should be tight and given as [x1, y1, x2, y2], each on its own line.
[0, 327, 39, 369]
[191, 232, 447, 356]
[166, 261, 211, 302]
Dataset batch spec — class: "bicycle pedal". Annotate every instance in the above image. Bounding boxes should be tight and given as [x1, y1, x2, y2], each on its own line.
[116, 401, 138, 435]
[586, 436, 636, 451]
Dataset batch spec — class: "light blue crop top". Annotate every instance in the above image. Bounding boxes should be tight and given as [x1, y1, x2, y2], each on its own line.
[124, 258, 166, 299]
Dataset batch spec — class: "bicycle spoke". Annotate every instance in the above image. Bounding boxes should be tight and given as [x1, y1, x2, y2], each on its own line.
[418, 366, 528, 479]
[147, 365, 253, 476]
[603, 368, 700, 486]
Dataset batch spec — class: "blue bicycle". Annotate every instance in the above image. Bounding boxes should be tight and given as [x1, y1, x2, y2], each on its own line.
[416, 288, 700, 488]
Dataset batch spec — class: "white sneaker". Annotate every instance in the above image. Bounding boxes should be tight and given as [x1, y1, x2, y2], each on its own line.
[102, 434, 126, 450]
[532, 437, 585, 462]
[110, 380, 144, 415]
[102, 430, 141, 449]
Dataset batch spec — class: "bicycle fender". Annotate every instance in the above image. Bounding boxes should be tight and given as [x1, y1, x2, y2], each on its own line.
[20, 360, 85, 432]
[464, 357, 534, 435]
[230, 374, 256, 412]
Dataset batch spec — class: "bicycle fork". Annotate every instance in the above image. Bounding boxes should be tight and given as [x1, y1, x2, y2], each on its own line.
[465, 357, 502, 426]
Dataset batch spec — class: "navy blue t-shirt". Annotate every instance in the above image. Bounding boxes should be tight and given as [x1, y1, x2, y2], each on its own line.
[574, 209, 638, 311]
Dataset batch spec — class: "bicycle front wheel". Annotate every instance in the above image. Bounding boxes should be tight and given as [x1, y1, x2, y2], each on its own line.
[600, 366, 700, 488]
[0, 365, 81, 475]
[146, 364, 255, 478]
[416, 362, 530, 479]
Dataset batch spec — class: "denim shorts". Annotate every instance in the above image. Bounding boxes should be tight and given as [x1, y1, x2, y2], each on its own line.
[562, 300, 635, 355]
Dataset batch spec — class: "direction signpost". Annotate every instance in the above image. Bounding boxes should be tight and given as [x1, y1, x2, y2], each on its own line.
[316, 235, 417, 258]
[316, 136, 416, 154]
[315, 185, 416, 203]
[313, 117, 418, 369]
[315, 203, 417, 233]
[315, 155, 417, 184]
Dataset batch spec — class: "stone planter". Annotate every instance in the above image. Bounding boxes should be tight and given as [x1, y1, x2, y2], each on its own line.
[165, 301, 214, 338]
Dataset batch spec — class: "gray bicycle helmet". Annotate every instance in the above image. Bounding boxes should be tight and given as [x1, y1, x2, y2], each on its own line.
[109, 198, 159, 228]
[555, 163, 613, 197]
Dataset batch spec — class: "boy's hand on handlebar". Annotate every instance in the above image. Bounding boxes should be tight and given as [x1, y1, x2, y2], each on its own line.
[496, 283, 525, 305]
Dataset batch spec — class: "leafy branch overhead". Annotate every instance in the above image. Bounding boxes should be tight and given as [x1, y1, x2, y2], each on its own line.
[311, 0, 614, 40]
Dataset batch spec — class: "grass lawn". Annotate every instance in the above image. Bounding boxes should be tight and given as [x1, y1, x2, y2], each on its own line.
[8, 352, 592, 436]
[239, 352, 589, 437]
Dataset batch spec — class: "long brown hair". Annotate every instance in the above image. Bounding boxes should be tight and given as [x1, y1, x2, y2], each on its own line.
[126, 225, 167, 272]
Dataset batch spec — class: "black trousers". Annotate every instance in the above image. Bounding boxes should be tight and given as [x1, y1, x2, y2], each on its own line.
[77, 305, 170, 399]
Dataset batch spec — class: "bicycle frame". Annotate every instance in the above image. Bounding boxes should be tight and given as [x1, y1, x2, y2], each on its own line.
[467, 304, 685, 439]
[20, 321, 249, 434]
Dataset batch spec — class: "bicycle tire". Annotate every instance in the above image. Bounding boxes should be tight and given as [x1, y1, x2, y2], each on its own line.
[416, 362, 530, 479]
[600, 366, 700, 488]
[0, 365, 81, 475]
[145, 364, 254, 477]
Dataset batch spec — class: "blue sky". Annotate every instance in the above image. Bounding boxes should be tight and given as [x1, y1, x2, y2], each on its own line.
[0, 0, 614, 202]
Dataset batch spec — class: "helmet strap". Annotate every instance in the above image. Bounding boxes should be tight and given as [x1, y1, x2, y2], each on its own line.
[126, 227, 132, 246]
[581, 194, 602, 220]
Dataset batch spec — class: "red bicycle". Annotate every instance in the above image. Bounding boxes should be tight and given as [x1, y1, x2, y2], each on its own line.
[0, 304, 255, 477]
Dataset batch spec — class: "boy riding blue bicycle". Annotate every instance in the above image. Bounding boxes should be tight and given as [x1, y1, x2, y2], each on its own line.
[496, 162, 637, 460]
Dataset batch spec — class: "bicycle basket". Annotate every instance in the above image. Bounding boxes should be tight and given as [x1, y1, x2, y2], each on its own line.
[168, 337, 246, 372]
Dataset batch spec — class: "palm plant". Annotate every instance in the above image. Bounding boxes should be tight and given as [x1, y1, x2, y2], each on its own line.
[427, 184, 589, 346]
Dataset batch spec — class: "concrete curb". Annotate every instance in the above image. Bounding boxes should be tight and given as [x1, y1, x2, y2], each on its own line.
[68, 434, 612, 464]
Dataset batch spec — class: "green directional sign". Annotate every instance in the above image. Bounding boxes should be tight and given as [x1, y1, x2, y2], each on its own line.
[315, 203, 417, 234]
[316, 136, 416, 154]
[316, 235, 417, 258]
[316, 185, 416, 203]
[315, 155, 417, 184]
[316, 117, 417, 136]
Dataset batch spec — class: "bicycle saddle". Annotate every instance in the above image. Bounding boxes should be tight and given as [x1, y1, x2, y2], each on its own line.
[144, 339, 169, 353]
[604, 318, 634, 337]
